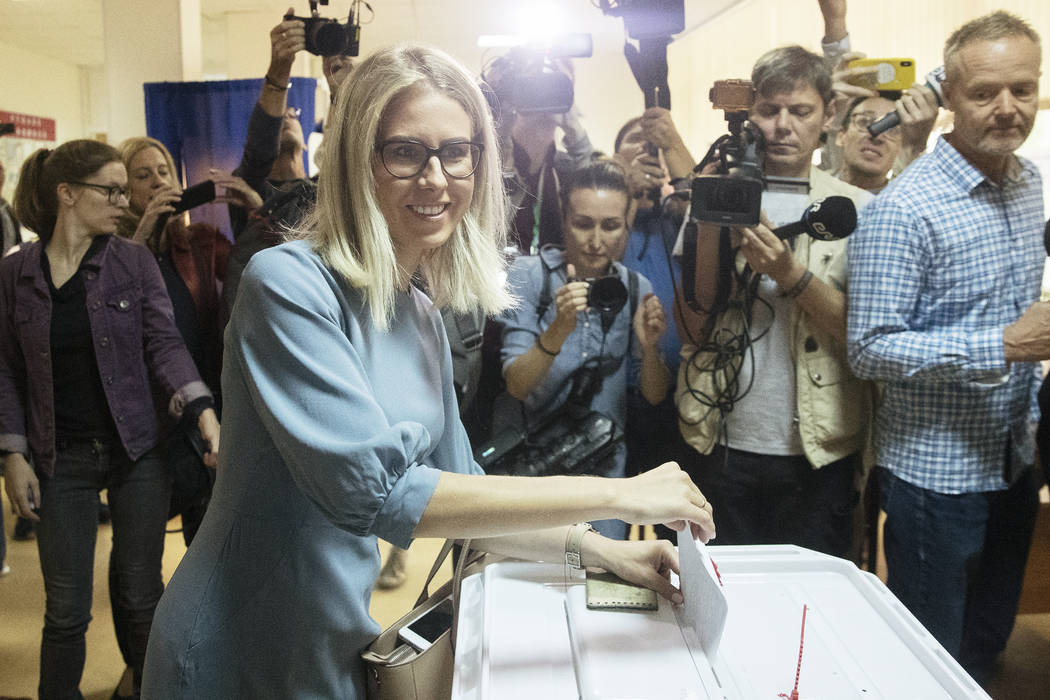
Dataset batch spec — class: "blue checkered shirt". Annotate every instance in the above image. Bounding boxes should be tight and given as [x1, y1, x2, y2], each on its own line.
[847, 137, 1045, 494]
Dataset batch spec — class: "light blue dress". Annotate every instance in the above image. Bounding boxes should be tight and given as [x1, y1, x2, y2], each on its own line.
[142, 240, 483, 699]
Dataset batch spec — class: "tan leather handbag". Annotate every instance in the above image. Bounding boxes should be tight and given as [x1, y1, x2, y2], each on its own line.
[362, 541, 481, 700]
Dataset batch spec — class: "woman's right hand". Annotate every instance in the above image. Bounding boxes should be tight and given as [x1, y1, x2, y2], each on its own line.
[547, 263, 589, 344]
[616, 462, 715, 542]
[132, 183, 181, 244]
[269, 8, 306, 80]
[3, 452, 41, 521]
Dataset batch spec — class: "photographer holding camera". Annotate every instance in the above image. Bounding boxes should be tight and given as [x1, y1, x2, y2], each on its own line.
[614, 111, 697, 541]
[487, 50, 595, 254]
[499, 160, 670, 540]
[817, 0, 939, 187]
[227, 7, 356, 239]
[675, 46, 873, 558]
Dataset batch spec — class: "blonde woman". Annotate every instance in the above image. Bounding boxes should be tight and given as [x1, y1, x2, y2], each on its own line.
[142, 44, 714, 698]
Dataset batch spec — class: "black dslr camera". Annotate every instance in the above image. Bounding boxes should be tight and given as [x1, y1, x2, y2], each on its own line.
[285, 1, 360, 57]
[690, 80, 766, 227]
[585, 276, 629, 315]
[482, 35, 593, 116]
[583, 274, 630, 334]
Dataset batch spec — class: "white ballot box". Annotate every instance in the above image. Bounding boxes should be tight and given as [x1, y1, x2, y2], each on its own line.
[451, 545, 988, 700]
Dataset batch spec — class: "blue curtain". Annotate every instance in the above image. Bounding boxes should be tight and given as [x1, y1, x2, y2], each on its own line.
[143, 78, 315, 240]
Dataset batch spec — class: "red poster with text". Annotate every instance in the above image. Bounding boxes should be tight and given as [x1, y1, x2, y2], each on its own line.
[0, 111, 57, 142]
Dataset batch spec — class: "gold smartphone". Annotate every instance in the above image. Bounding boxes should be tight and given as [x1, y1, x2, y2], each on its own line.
[585, 571, 658, 611]
[847, 58, 916, 91]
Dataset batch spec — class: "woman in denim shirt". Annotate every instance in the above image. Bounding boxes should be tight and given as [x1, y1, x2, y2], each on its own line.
[0, 139, 220, 700]
[501, 160, 672, 539]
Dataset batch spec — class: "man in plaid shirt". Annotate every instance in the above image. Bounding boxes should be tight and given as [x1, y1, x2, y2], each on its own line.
[847, 11, 1045, 685]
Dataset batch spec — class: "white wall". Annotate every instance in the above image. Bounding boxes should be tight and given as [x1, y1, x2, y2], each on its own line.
[3, 0, 1049, 175]
[0, 41, 85, 144]
[667, 0, 1050, 162]
[0, 41, 85, 202]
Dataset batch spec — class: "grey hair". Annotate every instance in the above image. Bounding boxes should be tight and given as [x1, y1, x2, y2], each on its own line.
[944, 11, 1041, 83]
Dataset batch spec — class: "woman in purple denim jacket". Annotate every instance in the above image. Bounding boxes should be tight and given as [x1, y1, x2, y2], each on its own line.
[0, 139, 220, 700]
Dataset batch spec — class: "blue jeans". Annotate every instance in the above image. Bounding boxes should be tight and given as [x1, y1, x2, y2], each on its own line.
[36, 440, 170, 700]
[880, 467, 1040, 684]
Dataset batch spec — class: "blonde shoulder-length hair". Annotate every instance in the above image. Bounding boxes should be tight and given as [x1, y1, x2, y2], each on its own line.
[297, 43, 515, 331]
[115, 136, 180, 243]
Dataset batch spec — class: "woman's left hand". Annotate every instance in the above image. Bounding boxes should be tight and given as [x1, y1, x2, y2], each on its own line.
[589, 537, 683, 604]
[209, 170, 264, 211]
[633, 292, 666, 350]
[198, 408, 221, 468]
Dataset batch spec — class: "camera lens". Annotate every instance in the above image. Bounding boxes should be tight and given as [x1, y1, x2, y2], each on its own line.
[311, 20, 348, 56]
[710, 181, 749, 215]
[587, 276, 629, 314]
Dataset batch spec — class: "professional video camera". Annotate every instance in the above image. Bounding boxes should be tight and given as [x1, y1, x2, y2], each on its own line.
[482, 34, 593, 116]
[285, 0, 361, 57]
[689, 80, 767, 227]
[691, 79, 816, 228]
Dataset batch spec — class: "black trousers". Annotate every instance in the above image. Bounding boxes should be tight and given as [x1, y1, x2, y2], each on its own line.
[683, 444, 859, 558]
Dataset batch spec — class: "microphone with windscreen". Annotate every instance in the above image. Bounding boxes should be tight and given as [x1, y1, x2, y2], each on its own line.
[867, 65, 946, 138]
[772, 196, 858, 242]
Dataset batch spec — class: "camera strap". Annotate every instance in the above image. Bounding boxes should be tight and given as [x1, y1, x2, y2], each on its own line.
[680, 222, 735, 338]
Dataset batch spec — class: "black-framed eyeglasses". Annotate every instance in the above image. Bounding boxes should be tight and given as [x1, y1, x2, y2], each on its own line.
[847, 112, 901, 140]
[68, 181, 129, 205]
[377, 140, 484, 179]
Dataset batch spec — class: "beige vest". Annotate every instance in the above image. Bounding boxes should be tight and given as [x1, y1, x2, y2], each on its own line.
[676, 167, 875, 468]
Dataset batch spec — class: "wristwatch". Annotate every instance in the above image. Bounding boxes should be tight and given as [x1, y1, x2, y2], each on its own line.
[565, 522, 594, 569]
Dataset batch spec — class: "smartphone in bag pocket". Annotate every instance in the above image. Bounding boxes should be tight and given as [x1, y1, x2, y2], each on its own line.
[397, 597, 454, 651]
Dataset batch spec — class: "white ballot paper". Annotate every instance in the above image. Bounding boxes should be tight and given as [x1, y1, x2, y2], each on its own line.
[677, 532, 730, 657]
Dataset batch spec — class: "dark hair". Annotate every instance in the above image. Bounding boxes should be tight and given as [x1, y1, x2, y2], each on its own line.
[560, 158, 631, 217]
[613, 117, 642, 154]
[13, 139, 122, 242]
[752, 45, 833, 106]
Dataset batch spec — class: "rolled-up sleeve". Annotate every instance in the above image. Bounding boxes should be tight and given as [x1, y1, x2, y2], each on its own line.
[229, 246, 465, 547]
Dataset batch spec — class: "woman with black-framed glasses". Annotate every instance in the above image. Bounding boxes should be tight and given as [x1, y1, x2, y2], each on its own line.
[0, 139, 220, 699]
[143, 45, 713, 699]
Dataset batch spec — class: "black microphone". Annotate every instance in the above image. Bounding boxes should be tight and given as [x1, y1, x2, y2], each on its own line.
[1043, 218, 1050, 257]
[773, 196, 857, 242]
[868, 65, 946, 138]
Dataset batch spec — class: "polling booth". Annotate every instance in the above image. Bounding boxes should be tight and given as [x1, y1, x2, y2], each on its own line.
[451, 542, 987, 699]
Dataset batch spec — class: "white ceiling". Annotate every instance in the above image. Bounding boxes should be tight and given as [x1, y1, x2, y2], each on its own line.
[0, 0, 742, 69]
